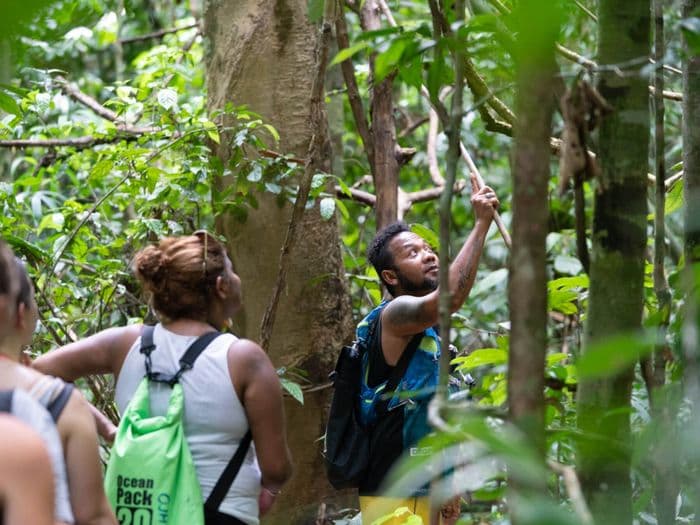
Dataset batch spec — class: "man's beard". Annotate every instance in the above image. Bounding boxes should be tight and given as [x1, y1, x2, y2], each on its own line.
[396, 271, 439, 295]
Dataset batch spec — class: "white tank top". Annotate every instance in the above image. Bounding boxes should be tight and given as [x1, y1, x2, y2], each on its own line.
[115, 324, 261, 525]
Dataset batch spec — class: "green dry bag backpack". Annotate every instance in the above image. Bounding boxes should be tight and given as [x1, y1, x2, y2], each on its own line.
[105, 326, 252, 525]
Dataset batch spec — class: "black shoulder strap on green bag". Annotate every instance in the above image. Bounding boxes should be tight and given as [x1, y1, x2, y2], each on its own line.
[375, 331, 423, 414]
[139, 324, 253, 512]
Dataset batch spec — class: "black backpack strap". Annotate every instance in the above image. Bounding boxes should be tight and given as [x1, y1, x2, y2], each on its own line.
[140, 325, 222, 385]
[46, 383, 74, 422]
[376, 332, 423, 413]
[0, 390, 14, 412]
[204, 430, 253, 511]
[139, 325, 156, 355]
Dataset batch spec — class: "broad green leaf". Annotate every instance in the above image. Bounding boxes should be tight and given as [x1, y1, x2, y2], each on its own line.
[681, 17, 700, 55]
[330, 42, 370, 65]
[319, 197, 335, 220]
[576, 331, 655, 379]
[665, 179, 683, 216]
[335, 177, 352, 197]
[0, 91, 20, 116]
[280, 378, 304, 405]
[263, 124, 280, 142]
[548, 288, 579, 314]
[409, 223, 438, 250]
[452, 348, 507, 370]
[375, 38, 408, 82]
[38, 212, 65, 233]
[548, 275, 589, 292]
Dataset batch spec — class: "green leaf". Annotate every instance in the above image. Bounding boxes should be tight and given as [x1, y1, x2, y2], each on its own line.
[319, 197, 336, 220]
[330, 42, 370, 65]
[375, 38, 408, 82]
[280, 378, 304, 405]
[681, 17, 700, 55]
[38, 212, 65, 233]
[665, 179, 683, 216]
[409, 223, 438, 250]
[452, 348, 507, 370]
[263, 124, 280, 143]
[0, 91, 20, 116]
[307, 0, 324, 23]
[576, 331, 655, 379]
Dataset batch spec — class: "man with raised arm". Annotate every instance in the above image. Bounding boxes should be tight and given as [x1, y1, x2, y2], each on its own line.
[358, 175, 499, 524]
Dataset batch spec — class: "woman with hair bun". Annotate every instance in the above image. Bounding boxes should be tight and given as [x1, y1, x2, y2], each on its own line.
[34, 232, 293, 525]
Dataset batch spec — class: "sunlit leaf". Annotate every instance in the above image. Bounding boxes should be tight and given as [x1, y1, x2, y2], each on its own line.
[280, 378, 304, 405]
[319, 197, 335, 220]
[330, 42, 370, 65]
[157, 88, 178, 110]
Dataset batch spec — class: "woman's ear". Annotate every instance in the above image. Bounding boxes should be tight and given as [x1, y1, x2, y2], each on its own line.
[214, 274, 229, 300]
[15, 302, 26, 330]
[381, 268, 398, 289]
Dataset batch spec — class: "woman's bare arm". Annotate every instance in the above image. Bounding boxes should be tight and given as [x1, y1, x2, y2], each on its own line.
[227, 339, 292, 492]
[58, 391, 117, 525]
[33, 325, 141, 380]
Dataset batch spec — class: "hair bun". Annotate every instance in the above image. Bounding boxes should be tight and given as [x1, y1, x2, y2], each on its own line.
[133, 246, 170, 291]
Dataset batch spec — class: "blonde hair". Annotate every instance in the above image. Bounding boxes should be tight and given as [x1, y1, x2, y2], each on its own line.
[133, 233, 227, 321]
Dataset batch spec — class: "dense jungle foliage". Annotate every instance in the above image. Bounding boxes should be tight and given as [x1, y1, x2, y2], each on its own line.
[1, 0, 699, 523]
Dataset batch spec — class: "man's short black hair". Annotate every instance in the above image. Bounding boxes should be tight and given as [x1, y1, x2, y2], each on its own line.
[367, 221, 410, 295]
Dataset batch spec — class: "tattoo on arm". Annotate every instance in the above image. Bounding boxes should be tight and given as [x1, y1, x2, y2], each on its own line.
[384, 299, 427, 329]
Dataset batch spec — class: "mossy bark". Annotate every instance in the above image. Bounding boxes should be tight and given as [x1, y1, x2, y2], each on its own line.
[204, 1, 355, 522]
[576, 2, 650, 524]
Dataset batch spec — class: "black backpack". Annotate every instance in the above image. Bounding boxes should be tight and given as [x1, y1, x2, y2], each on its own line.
[323, 317, 421, 490]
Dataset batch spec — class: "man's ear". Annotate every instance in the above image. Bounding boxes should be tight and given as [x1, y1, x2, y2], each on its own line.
[381, 268, 398, 289]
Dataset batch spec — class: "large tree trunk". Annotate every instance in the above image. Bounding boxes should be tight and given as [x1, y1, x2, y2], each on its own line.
[204, 2, 354, 522]
[576, 2, 650, 524]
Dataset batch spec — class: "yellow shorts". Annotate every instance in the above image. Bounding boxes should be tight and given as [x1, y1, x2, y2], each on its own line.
[359, 495, 433, 525]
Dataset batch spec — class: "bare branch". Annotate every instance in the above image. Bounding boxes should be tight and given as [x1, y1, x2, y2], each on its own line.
[336, 4, 375, 170]
[334, 186, 376, 206]
[427, 106, 445, 186]
[395, 145, 417, 166]
[56, 76, 158, 134]
[0, 136, 137, 149]
[398, 115, 429, 138]
[547, 461, 594, 525]
[119, 23, 198, 45]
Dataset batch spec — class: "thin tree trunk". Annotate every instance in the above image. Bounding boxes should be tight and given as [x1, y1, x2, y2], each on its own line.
[204, 1, 354, 522]
[360, 0, 399, 230]
[507, 0, 559, 491]
[576, 2, 650, 524]
[682, 1, 700, 522]
[651, 3, 677, 523]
